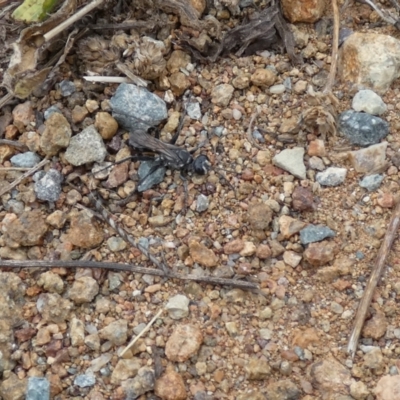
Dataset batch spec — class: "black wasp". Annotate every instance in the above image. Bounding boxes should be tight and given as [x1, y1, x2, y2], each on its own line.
[127, 128, 211, 192]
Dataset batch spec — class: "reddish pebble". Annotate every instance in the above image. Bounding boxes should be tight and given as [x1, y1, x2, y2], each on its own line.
[377, 193, 394, 208]
[241, 169, 254, 181]
[308, 139, 326, 157]
[256, 244, 272, 259]
[281, 350, 300, 362]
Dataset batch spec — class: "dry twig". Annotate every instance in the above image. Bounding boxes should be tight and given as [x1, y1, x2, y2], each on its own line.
[347, 200, 400, 357]
[120, 309, 164, 357]
[323, 0, 339, 94]
[0, 260, 259, 290]
[0, 157, 49, 197]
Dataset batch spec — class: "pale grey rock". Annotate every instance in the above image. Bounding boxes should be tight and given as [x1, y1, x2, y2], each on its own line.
[272, 147, 306, 179]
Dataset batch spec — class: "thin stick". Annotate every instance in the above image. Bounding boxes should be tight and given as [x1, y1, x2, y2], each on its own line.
[0, 157, 49, 197]
[0, 140, 29, 151]
[83, 76, 131, 84]
[0, 93, 14, 109]
[0, 167, 32, 172]
[120, 309, 164, 357]
[247, 107, 263, 150]
[323, 0, 339, 94]
[43, 0, 105, 42]
[347, 200, 400, 357]
[0, 260, 259, 290]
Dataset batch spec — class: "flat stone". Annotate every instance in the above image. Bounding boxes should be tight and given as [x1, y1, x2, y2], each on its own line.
[279, 215, 307, 239]
[339, 32, 400, 93]
[165, 324, 203, 362]
[303, 241, 338, 267]
[359, 174, 384, 191]
[316, 167, 347, 186]
[68, 276, 99, 304]
[352, 89, 387, 115]
[64, 125, 107, 166]
[245, 358, 271, 380]
[300, 224, 336, 244]
[99, 320, 128, 346]
[272, 147, 306, 179]
[189, 240, 218, 268]
[111, 83, 167, 131]
[374, 375, 400, 400]
[211, 84, 234, 107]
[166, 294, 190, 320]
[349, 142, 388, 174]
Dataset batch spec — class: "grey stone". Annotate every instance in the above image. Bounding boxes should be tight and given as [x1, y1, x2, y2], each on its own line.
[272, 147, 306, 179]
[122, 367, 155, 398]
[34, 169, 63, 202]
[43, 106, 62, 120]
[269, 84, 286, 94]
[64, 125, 107, 166]
[316, 167, 347, 186]
[196, 194, 209, 212]
[111, 83, 167, 131]
[59, 80, 76, 97]
[74, 373, 95, 388]
[166, 294, 190, 320]
[338, 110, 389, 146]
[137, 160, 166, 192]
[26, 377, 50, 400]
[359, 174, 384, 191]
[10, 152, 40, 168]
[300, 224, 336, 244]
[352, 90, 387, 115]
[186, 102, 202, 120]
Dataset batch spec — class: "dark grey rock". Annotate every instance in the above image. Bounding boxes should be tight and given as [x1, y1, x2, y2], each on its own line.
[10, 152, 40, 168]
[300, 224, 336, 245]
[64, 125, 107, 166]
[359, 174, 384, 191]
[338, 110, 389, 146]
[74, 373, 96, 387]
[44, 106, 62, 120]
[111, 83, 167, 131]
[196, 194, 209, 212]
[34, 169, 63, 202]
[26, 377, 50, 400]
[59, 80, 76, 97]
[137, 160, 166, 192]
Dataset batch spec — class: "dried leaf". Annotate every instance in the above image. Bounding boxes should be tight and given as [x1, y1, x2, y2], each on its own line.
[179, 1, 302, 64]
[2, 0, 77, 99]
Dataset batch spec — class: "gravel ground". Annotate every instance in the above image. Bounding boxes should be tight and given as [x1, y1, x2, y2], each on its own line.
[2, 0, 400, 399]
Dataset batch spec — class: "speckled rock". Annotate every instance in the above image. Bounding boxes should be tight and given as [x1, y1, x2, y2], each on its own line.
[68, 276, 99, 304]
[65, 210, 104, 249]
[154, 366, 187, 400]
[362, 311, 388, 339]
[122, 367, 155, 398]
[303, 241, 338, 266]
[189, 240, 218, 267]
[111, 359, 141, 384]
[247, 203, 273, 231]
[0, 372, 26, 400]
[245, 358, 271, 380]
[2, 210, 47, 246]
[37, 271, 64, 294]
[37, 293, 73, 323]
[165, 324, 203, 362]
[64, 125, 107, 166]
[40, 112, 71, 156]
[279, 215, 307, 239]
[310, 355, 352, 394]
[281, 0, 325, 23]
[211, 84, 234, 107]
[99, 320, 128, 346]
[266, 379, 301, 400]
[374, 375, 400, 400]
